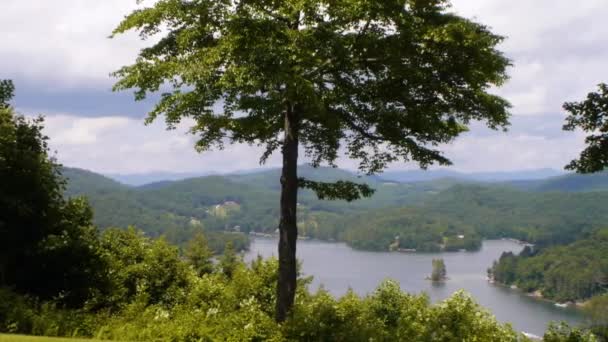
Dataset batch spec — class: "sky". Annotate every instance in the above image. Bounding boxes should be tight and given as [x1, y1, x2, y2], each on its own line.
[2, 0, 607, 175]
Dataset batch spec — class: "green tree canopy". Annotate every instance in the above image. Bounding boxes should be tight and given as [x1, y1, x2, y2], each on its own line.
[0, 81, 104, 306]
[584, 294, 608, 340]
[112, 0, 511, 320]
[431, 258, 447, 281]
[563, 83, 608, 173]
[219, 241, 239, 279]
[185, 231, 215, 276]
[0, 80, 14, 108]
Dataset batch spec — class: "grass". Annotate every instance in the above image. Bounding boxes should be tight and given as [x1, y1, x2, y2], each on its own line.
[0, 335, 105, 342]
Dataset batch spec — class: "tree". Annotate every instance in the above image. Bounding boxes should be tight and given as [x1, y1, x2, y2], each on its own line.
[0, 81, 104, 306]
[219, 241, 239, 279]
[584, 294, 608, 341]
[563, 83, 608, 173]
[97, 228, 191, 308]
[431, 258, 447, 281]
[185, 231, 215, 276]
[0, 80, 14, 108]
[112, 0, 510, 321]
[544, 322, 598, 342]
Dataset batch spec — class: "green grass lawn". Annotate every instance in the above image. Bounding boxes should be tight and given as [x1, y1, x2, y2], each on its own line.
[0, 335, 105, 342]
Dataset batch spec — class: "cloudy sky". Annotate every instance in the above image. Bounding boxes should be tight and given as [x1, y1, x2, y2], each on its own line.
[2, 0, 607, 175]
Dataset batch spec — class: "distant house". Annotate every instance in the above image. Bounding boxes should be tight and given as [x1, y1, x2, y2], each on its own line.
[457, 235, 465, 239]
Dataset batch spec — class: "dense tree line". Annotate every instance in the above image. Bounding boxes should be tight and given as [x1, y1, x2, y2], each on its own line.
[339, 207, 482, 252]
[420, 185, 608, 247]
[490, 229, 608, 303]
[64, 164, 608, 255]
[0, 81, 104, 307]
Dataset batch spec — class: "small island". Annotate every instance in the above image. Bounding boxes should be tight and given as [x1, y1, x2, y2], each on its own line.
[428, 258, 448, 282]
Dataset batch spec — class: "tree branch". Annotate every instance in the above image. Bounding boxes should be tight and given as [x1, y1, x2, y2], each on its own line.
[298, 178, 375, 202]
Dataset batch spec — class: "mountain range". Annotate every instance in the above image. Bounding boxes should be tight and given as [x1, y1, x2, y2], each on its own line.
[60, 165, 608, 253]
[104, 167, 566, 186]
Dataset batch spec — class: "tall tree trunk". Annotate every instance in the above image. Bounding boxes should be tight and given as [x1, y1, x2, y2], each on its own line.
[276, 104, 299, 322]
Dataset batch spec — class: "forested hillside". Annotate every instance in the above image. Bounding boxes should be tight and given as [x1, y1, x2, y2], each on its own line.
[62, 166, 608, 253]
[490, 229, 608, 302]
[508, 171, 608, 192]
[419, 185, 608, 247]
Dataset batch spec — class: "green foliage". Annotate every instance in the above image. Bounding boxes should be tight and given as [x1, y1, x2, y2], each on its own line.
[0, 335, 105, 342]
[0, 80, 14, 108]
[513, 171, 608, 193]
[184, 231, 214, 276]
[340, 206, 481, 252]
[426, 291, 519, 341]
[0, 335, 107, 342]
[63, 167, 256, 249]
[298, 179, 375, 202]
[544, 322, 598, 342]
[62, 166, 457, 247]
[218, 241, 239, 279]
[0, 227, 589, 341]
[94, 228, 191, 310]
[111, 3, 512, 318]
[90, 255, 284, 341]
[584, 294, 608, 341]
[0, 87, 105, 307]
[420, 185, 608, 247]
[431, 259, 447, 282]
[111, 0, 511, 195]
[563, 83, 608, 173]
[63, 166, 608, 253]
[0, 288, 101, 338]
[491, 229, 608, 302]
[286, 281, 519, 341]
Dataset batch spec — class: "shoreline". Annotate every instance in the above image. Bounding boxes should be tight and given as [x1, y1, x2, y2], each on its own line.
[487, 277, 588, 309]
[250, 235, 523, 255]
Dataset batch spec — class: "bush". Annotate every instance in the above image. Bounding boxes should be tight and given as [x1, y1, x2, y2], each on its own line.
[1, 230, 591, 341]
[0, 288, 103, 338]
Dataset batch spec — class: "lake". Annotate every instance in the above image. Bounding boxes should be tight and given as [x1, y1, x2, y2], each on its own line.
[245, 238, 585, 337]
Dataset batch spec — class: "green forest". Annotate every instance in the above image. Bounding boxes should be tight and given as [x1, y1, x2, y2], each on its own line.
[62, 165, 608, 253]
[490, 229, 608, 303]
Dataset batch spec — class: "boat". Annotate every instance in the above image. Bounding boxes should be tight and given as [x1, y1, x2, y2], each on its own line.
[522, 332, 542, 340]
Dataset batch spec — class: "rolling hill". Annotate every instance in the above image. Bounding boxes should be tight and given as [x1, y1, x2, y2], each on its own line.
[60, 165, 608, 253]
[509, 171, 608, 192]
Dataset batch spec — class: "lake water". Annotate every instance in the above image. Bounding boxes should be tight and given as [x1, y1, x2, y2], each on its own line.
[245, 238, 585, 336]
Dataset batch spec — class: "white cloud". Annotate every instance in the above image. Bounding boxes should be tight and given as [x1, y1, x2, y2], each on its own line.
[450, 0, 608, 116]
[36, 113, 586, 174]
[44, 116, 131, 145]
[439, 130, 586, 173]
[4, 0, 608, 173]
[0, 0, 145, 88]
[2, 0, 607, 98]
[40, 114, 283, 174]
